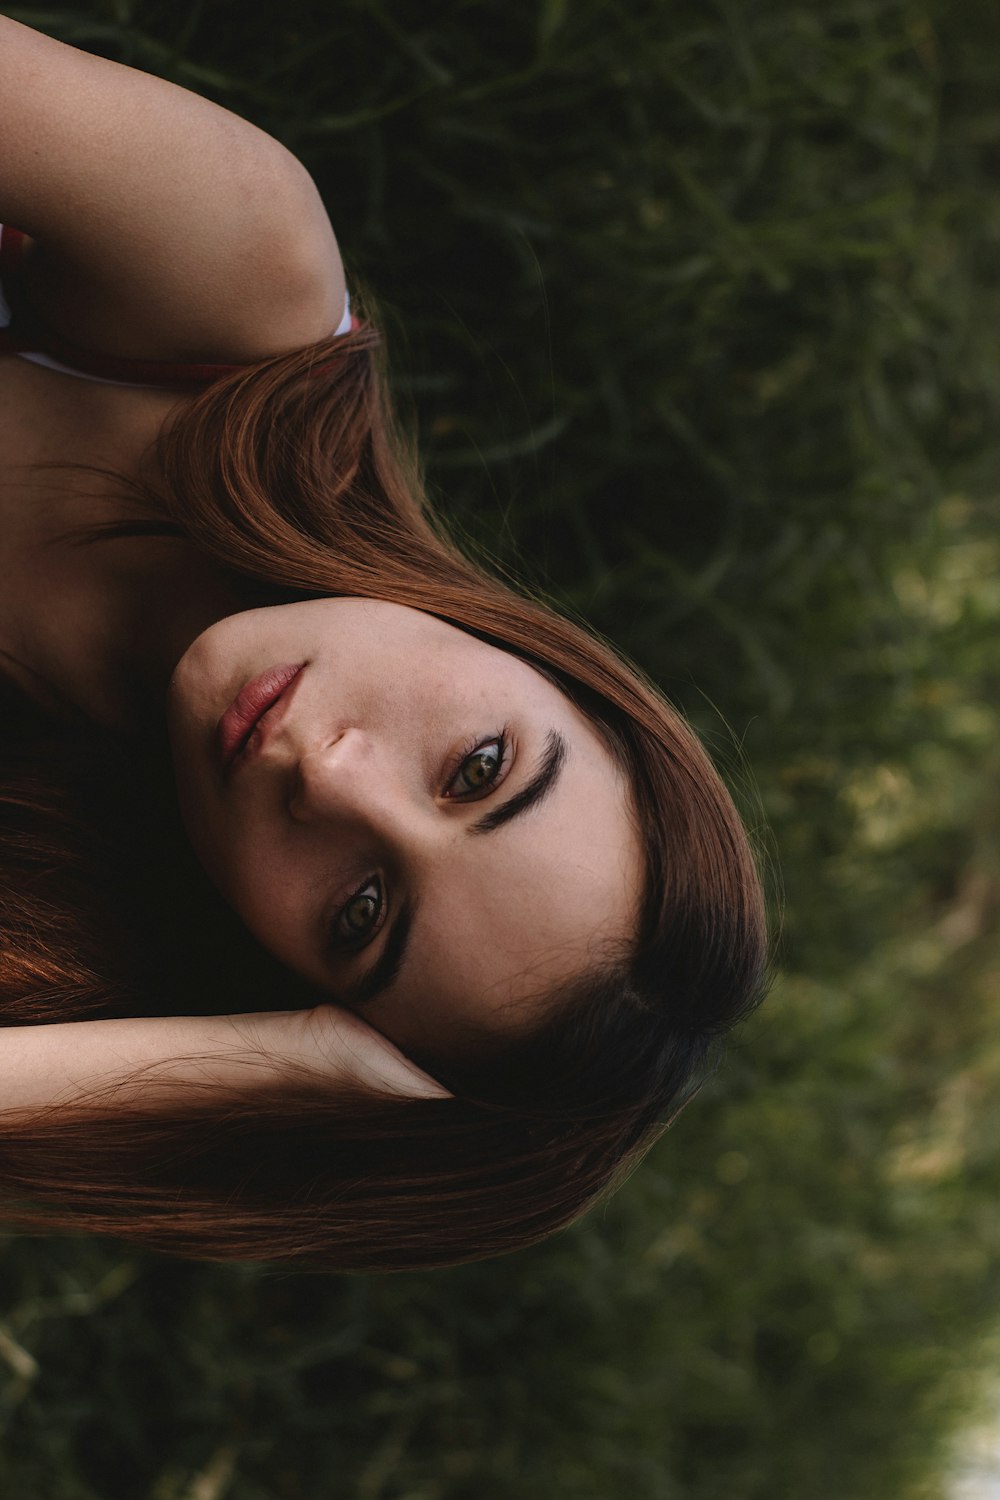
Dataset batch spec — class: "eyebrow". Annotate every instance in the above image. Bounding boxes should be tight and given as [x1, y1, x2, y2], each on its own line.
[345, 729, 569, 1006]
[343, 896, 417, 1008]
[469, 729, 568, 835]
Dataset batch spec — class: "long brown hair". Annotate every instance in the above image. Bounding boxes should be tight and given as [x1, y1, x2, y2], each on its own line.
[0, 312, 770, 1270]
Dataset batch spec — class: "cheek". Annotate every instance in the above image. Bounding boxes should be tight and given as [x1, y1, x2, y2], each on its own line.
[223, 827, 342, 984]
[218, 849, 304, 969]
[175, 790, 282, 944]
[172, 775, 217, 889]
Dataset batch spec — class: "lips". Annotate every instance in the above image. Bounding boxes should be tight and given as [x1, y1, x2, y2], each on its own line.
[216, 663, 306, 772]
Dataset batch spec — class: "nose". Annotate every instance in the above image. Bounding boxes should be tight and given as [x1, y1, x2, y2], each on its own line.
[288, 729, 404, 829]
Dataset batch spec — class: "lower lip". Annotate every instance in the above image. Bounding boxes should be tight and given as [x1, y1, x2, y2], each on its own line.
[216, 663, 306, 772]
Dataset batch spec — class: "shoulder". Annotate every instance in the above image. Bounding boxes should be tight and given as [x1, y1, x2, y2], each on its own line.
[2, 20, 349, 363]
[18, 146, 347, 367]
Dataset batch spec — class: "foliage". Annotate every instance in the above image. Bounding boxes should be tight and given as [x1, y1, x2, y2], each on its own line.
[2, 0, 1000, 1496]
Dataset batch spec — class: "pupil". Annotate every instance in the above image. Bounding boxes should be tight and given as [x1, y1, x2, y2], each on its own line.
[345, 893, 376, 932]
[464, 748, 497, 787]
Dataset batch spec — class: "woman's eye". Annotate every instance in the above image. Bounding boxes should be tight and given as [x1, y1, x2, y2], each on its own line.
[330, 877, 384, 950]
[446, 734, 508, 798]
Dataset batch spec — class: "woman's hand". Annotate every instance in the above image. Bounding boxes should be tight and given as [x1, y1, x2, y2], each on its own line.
[0, 1006, 448, 1118]
[261, 1005, 450, 1100]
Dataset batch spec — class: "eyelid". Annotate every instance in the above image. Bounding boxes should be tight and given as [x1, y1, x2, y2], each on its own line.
[441, 726, 513, 800]
[327, 873, 387, 957]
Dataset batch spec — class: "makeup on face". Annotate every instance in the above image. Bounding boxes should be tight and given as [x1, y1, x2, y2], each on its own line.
[215, 662, 307, 774]
[167, 599, 642, 1056]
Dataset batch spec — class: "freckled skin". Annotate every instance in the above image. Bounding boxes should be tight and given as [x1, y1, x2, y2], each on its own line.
[167, 599, 642, 1060]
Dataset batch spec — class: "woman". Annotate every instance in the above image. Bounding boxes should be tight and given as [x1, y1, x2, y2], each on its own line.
[0, 15, 769, 1270]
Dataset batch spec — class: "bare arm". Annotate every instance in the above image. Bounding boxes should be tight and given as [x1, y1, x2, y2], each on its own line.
[0, 1007, 447, 1117]
[0, 14, 345, 361]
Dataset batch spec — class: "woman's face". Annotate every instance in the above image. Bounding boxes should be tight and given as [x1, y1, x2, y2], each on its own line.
[167, 600, 642, 1061]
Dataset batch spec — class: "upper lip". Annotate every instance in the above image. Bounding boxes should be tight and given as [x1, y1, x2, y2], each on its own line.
[216, 663, 307, 773]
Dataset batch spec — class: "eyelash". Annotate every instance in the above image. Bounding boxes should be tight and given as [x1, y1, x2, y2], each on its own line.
[328, 875, 387, 955]
[326, 728, 512, 957]
[442, 726, 511, 800]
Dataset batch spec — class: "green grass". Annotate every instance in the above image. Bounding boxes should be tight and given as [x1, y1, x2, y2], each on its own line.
[3, 1, 1000, 1496]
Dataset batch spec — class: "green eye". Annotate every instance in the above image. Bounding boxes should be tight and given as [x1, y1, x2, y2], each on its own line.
[332, 878, 383, 948]
[450, 735, 506, 797]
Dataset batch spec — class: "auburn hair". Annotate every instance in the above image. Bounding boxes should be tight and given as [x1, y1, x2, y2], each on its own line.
[0, 312, 770, 1271]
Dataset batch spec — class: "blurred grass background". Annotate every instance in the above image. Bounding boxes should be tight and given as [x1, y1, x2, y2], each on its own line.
[3, 0, 1000, 1495]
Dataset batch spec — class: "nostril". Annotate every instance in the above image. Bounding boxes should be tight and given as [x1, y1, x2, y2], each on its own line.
[288, 729, 360, 822]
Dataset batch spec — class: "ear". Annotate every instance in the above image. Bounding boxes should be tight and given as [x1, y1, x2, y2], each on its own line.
[297, 1005, 452, 1100]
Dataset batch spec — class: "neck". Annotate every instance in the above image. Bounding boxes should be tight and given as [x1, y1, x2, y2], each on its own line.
[5, 528, 258, 736]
